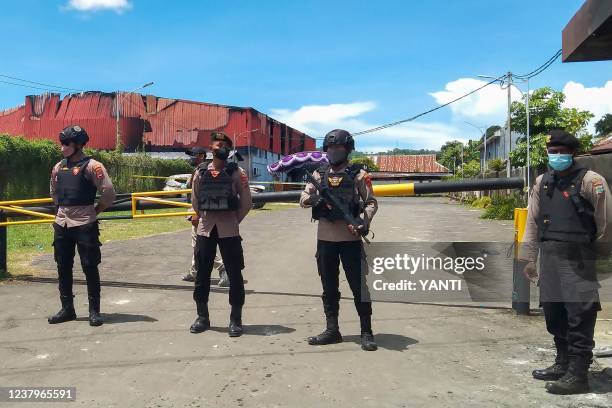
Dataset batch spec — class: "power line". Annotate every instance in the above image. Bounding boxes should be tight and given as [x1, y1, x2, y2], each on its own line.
[0, 79, 66, 93]
[351, 49, 562, 137]
[0, 74, 85, 92]
[351, 75, 506, 136]
[514, 49, 561, 79]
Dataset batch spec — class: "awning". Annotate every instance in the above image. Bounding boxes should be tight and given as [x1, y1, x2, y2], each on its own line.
[562, 0, 612, 62]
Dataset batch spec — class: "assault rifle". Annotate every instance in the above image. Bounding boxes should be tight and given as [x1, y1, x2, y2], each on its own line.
[305, 171, 371, 244]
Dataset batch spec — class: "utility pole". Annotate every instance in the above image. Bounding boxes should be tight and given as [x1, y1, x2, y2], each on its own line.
[115, 82, 154, 150]
[506, 71, 512, 178]
[526, 77, 531, 203]
[460, 144, 464, 179]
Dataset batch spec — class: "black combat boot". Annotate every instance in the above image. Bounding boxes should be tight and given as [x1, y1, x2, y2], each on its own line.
[228, 305, 243, 337]
[48, 295, 77, 324]
[88, 296, 103, 327]
[545, 356, 590, 395]
[359, 315, 378, 351]
[533, 346, 568, 380]
[190, 301, 210, 333]
[307, 314, 342, 345]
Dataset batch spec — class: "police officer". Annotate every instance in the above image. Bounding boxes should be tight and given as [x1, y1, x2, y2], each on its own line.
[182, 147, 229, 288]
[300, 129, 378, 351]
[48, 125, 116, 327]
[520, 129, 612, 394]
[189, 132, 252, 337]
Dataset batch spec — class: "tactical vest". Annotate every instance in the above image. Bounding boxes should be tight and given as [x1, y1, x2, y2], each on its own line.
[55, 157, 97, 206]
[312, 164, 362, 221]
[537, 166, 597, 243]
[198, 162, 240, 211]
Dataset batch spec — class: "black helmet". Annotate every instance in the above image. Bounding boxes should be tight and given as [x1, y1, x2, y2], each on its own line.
[322, 129, 354, 152]
[59, 125, 89, 145]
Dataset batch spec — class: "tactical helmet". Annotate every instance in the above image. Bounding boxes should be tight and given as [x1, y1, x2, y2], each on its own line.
[59, 125, 89, 145]
[322, 129, 354, 152]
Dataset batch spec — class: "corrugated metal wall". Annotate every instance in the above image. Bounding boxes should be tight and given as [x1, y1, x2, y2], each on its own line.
[0, 92, 315, 153]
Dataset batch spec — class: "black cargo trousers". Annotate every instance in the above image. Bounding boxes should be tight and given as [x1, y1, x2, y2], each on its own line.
[52, 221, 102, 299]
[316, 240, 372, 317]
[539, 241, 601, 362]
[193, 226, 245, 307]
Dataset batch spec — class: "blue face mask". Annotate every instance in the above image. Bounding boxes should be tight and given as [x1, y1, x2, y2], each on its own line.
[548, 153, 573, 171]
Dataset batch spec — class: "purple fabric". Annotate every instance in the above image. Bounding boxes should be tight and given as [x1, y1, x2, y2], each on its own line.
[267, 151, 328, 174]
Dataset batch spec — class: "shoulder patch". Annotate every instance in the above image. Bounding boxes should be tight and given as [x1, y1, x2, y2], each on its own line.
[591, 176, 605, 195]
[92, 163, 104, 180]
[363, 172, 373, 189]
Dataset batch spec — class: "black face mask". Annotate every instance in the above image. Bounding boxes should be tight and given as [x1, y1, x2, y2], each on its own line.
[188, 157, 199, 166]
[327, 150, 348, 165]
[213, 147, 229, 161]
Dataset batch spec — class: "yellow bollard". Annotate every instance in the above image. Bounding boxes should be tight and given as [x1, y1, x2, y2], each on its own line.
[512, 207, 529, 315]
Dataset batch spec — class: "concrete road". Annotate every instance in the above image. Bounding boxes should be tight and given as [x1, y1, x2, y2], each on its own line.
[1, 197, 611, 408]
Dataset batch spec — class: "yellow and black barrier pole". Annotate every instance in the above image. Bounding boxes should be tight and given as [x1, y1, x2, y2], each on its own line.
[374, 177, 524, 196]
[0, 177, 525, 276]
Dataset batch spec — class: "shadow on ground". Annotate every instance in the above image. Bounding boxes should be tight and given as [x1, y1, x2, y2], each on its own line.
[74, 313, 158, 324]
[343, 333, 419, 352]
[204, 324, 296, 336]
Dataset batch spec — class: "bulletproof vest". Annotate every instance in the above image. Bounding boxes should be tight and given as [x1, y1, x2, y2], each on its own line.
[537, 166, 597, 243]
[198, 162, 239, 211]
[55, 157, 97, 206]
[312, 164, 362, 221]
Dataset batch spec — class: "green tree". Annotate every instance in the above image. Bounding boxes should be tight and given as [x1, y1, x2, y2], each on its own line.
[460, 159, 481, 178]
[509, 87, 594, 167]
[464, 139, 480, 162]
[350, 156, 379, 171]
[595, 114, 612, 138]
[510, 87, 593, 137]
[437, 140, 463, 172]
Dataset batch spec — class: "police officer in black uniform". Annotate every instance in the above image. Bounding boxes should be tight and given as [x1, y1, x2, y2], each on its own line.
[520, 129, 612, 394]
[300, 129, 378, 351]
[189, 132, 252, 337]
[48, 125, 116, 326]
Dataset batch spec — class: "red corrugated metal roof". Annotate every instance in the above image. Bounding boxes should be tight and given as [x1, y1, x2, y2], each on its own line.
[372, 154, 449, 173]
[0, 91, 315, 153]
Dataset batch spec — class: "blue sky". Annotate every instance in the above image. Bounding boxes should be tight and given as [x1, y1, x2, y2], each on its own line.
[1, 0, 610, 151]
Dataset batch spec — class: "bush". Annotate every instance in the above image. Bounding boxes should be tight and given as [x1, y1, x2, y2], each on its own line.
[481, 193, 526, 220]
[471, 196, 492, 209]
[487, 158, 506, 172]
[0, 134, 193, 200]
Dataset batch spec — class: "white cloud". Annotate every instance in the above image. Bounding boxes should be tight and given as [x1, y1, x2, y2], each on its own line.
[429, 78, 520, 124]
[563, 80, 612, 127]
[65, 0, 132, 13]
[270, 102, 375, 136]
[270, 102, 467, 152]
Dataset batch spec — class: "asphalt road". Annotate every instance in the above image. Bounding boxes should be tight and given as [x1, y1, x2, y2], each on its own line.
[1, 197, 611, 408]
